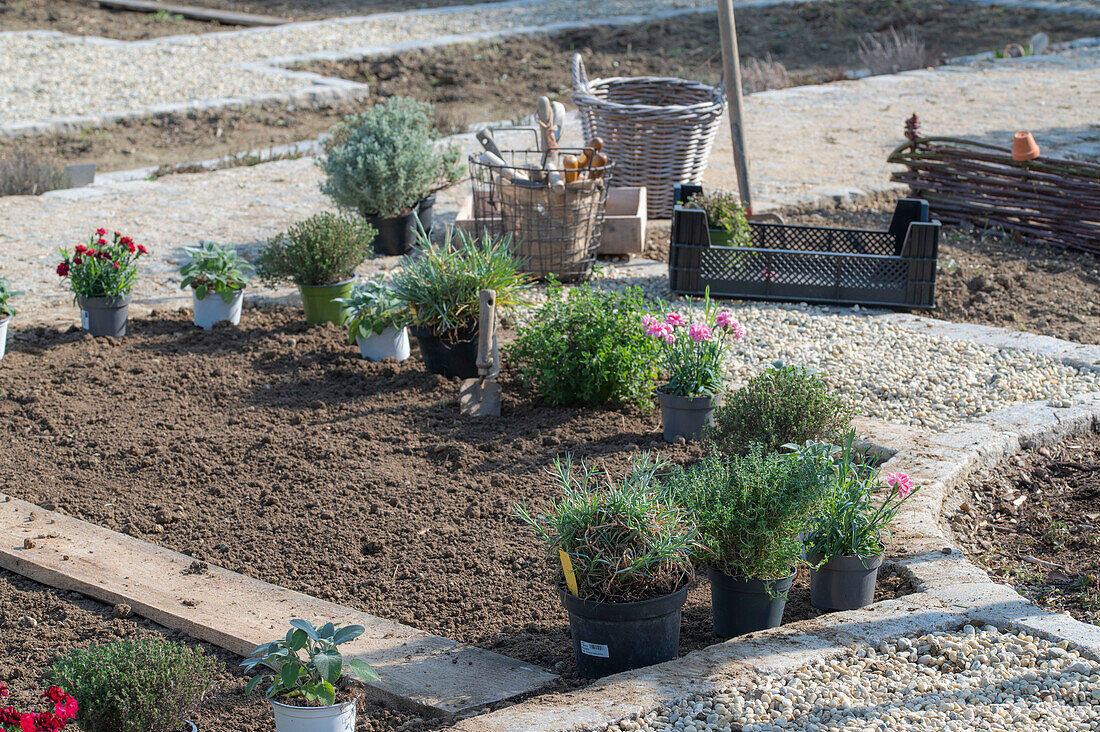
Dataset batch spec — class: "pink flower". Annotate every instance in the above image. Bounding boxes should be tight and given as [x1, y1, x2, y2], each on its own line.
[728, 322, 746, 340]
[689, 323, 712, 342]
[715, 311, 746, 340]
[664, 332, 675, 344]
[886, 472, 914, 498]
[665, 313, 684, 327]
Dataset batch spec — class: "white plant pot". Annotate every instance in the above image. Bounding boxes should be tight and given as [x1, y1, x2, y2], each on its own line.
[271, 699, 356, 732]
[356, 326, 410, 362]
[192, 289, 244, 330]
[0, 316, 9, 361]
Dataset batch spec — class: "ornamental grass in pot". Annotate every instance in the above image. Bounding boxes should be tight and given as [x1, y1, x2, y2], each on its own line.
[390, 227, 529, 378]
[0, 273, 17, 361]
[802, 430, 919, 611]
[335, 278, 411, 362]
[242, 620, 379, 732]
[663, 446, 831, 638]
[179, 241, 253, 329]
[515, 453, 696, 678]
[643, 290, 746, 442]
[56, 228, 146, 337]
[256, 213, 375, 326]
[320, 97, 463, 256]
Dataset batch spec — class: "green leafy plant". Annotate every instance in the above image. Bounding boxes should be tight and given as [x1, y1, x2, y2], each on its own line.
[179, 241, 253, 303]
[320, 97, 464, 219]
[388, 227, 529, 335]
[0, 273, 17, 318]
[335, 278, 408, 343]
[708, 364, 852, 456]
[643, 290, 746, 397]
[242, 620, 379, 707]
[51, 638, 220, 732]
[57, 229, 147, 300]
[688, 191, 750, 246]
[507, 285, 660, 406]
[514, 453, 696, 603]
[661, 446, 831, 581]
[256, 212, 375, 288]
[802, 430, 919, 562]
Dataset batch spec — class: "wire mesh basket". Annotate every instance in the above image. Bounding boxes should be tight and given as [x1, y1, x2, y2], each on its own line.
[468, 148, 614, 282]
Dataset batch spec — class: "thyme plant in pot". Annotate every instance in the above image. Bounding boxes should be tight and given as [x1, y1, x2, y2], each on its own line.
[390, 227, 528, 378]
[644, 292, 746, 442]
[256, 213, 375, 326]
[56, 229, 146, 337]
[0, 273, 17, 361]
[687, 191, 750, 248]
[803, 430, 919, 611]
[320, 97, 463, 256]
[242, 619, 379, 732]
[663, 446, 831, 638]
[515, 453, 696, 678]
[335, 278, 411, 362]
[179, 241, 253, 329]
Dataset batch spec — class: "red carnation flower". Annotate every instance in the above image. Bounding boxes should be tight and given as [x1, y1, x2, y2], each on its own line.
[137, 245, 148, 255]
[0, 681, 7, 697]
[72, 256, 83, 266]
[56, 262, 69, 277]
[124, 241, 135, 254]
[74, 245, 87, 255]
[113, 232, 121, 239]
[97, 250, 110, 260]
[42, 688, 66, 705]
[112, 261, 120, 269]
[96, 238, 107, 246]
[95, 228, 106, 236]
[33, 711, 66, 731]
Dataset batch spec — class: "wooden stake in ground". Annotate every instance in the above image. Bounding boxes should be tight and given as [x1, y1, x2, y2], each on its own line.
[717, 0, 753, 214]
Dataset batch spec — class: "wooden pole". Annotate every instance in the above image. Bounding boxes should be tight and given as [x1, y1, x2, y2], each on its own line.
[717, 0, 753, 213]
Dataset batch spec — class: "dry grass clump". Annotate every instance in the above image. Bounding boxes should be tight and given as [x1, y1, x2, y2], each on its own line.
[857, 28, 942, 75]
[0, 149, 70, 196]
[741, 54, 790, 94]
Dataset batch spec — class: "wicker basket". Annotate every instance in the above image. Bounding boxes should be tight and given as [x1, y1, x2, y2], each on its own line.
[571, 53, 725, 218]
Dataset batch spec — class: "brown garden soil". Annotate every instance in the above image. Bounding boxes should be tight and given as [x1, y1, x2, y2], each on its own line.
[7, 0, 1100, 174]
[182, 0, 504, 19]
[0, 568, 437, 731]
[949, 428, 1100, 627]
[0, 0, 224, 39]
[0, 305, 912, 684]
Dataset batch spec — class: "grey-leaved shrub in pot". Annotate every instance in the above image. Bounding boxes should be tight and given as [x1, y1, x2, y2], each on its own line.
[242, 619, 379, 732]
[662, 446, 832, 638]
[515, 453, 696, 678]
[179, 241, 253, 329]
[0, 272, 18, 361]
[802, 429, 919, 611]
[56, 228, 147, 337]
[320, 97, 463, 256]
[335, 278, 411, 362]
[256, 212, 375, 326]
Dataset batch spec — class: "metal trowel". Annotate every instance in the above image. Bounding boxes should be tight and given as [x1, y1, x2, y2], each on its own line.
[459, 289, 501, 417]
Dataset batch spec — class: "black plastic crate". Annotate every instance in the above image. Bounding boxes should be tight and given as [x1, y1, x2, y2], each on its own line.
[669, 184, 940, 309]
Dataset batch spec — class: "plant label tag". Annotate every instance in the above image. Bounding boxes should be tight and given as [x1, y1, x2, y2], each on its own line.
[81, 310, 89, 330]
[559, 549, 579, 597]
[580, 641, 609, 658]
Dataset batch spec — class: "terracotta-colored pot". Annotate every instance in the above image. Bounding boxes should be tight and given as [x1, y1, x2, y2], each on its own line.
[1011, 131, 1040, 162]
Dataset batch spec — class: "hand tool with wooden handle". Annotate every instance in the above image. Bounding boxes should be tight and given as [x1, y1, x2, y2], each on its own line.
[476, 128, 504, 159]
[459, 289, 501, 417]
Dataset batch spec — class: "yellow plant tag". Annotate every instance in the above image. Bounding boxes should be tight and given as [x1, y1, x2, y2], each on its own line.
[559, 549, 579, 597]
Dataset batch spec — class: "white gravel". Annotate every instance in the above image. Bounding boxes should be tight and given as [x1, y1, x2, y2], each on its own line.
[599, 625, 1100, 731]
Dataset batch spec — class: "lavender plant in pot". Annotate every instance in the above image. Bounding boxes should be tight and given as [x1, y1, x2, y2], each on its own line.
[335, 278, 411, 362]
[662, 446, 831, 638]
[179, 241, 253, 329]
[56, 229, 146, 337]
[515, 454, 696, 678]
[242, 620, 379, 732]
[644, 291, 745, 442]
[0, 273, 17, 361]
[802, 430, 918, 611]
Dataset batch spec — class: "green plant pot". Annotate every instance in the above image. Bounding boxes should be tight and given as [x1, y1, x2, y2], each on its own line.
[708, 228, 733, 247]
[298, 278, 355, 325]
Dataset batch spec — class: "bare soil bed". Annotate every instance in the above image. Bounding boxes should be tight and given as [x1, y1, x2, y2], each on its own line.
[182, 0, 504, 19]
[950, 428, 1100, 627]
[0, 306, 912, 682]
[0, 0, 226, 39]
[0, 568, 434, 731]
[6, 0, 1100, 174]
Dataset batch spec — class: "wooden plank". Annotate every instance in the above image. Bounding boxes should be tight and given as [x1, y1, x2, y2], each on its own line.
[0, 495, 556, 717]
[75, 0, 287, 26]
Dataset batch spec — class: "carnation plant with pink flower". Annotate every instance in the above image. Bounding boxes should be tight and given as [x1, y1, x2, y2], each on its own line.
[643, 290, 745, 398]
[802, 429, 919, 563]
[56, 229, 146, 300]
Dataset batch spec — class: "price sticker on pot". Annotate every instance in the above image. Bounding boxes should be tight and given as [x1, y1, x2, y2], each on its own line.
[559, 549, 579, 597]
[580, 641, 609, 658]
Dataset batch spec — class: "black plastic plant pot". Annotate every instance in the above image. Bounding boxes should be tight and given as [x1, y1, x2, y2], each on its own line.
[410, 320, 478, 378]
[77, 294, 131, 337]
[364, 194, 436, 256]
[707, 567, 795, 638]
[562, 585, 689, 678]
[808, 552, 884, 611]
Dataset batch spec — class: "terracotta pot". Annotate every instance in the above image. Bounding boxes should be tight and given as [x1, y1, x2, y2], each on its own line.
[1011, 131, 1040, 162]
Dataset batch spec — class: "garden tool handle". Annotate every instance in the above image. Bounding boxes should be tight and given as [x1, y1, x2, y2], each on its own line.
[476, 128, 504, 158]
[477, 289, 496, 375]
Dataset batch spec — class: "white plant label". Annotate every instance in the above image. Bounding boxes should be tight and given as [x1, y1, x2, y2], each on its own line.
[580, 641, 609, 658]
[81, 310, 89, 330]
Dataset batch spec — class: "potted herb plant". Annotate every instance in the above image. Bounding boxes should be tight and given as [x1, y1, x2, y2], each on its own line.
[179, 241, 253, 329]
[0, 273, 16, 361]
[242, 619, 379, 732]
[57, 229, 146, 337]
[335, 278, 410, 362]
[320, 97, 463, 256]
[256, 212, 376, 326]
[687, 191, 751, 248]
[0, 681, 78, 731]
[644, 292, 745, 442]
[390, 227, 529, 378]
[663, 446, 831, 638]
[803, 430, 918, 611]
[515, 453, 696, 678]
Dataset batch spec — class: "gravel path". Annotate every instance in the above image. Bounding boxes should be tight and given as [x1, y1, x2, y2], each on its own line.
[603, 625, 1100, 732]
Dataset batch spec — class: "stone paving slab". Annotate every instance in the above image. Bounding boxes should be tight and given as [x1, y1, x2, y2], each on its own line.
[0, 494, 557, 717]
